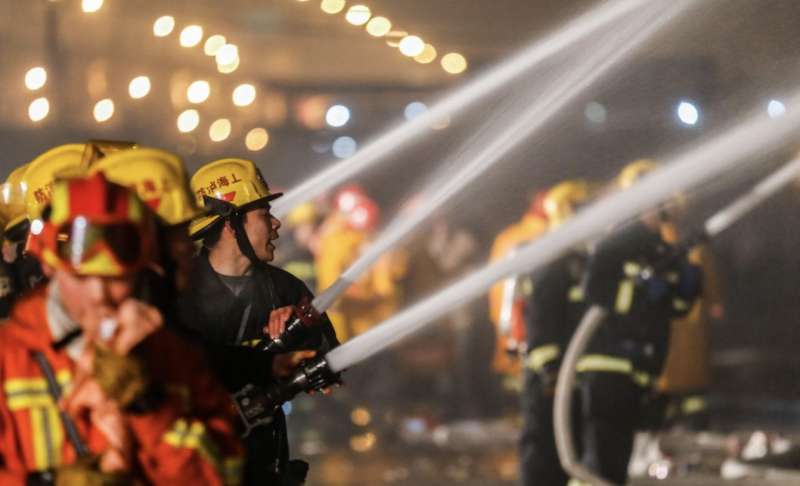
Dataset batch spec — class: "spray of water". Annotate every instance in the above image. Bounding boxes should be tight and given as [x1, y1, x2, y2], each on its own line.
[325, 92, 800, 372]
[272, 0, 651, 218]
[310, 1, 690, 313]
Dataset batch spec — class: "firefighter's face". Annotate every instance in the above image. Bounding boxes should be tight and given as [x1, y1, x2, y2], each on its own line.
[244, 207, 281, 262]
[54, 269, 136, 329]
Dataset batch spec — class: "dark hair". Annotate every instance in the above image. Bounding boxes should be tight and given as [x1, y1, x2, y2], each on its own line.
[201, 220, 225, 249]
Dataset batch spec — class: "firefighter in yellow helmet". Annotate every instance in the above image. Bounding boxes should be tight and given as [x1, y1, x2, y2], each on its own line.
[178, 158, 339, 484]
[10, 144, 89, 295]
[519, 180, 592, 486]
[488, 190, 550, 379]
[574, 160, 703, 483]
[90, 147, 200, 295]
[0, 165, 28, 317]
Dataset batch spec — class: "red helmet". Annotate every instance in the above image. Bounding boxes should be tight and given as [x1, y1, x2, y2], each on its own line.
[346, 196, 380, 231]
[334, 184, 366, 214]
[527, 190, 549, 220]
[28, 173, 155, 277]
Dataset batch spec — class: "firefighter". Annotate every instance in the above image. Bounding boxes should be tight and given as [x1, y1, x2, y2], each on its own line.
[518, 180, 591, 486]
[177, 158, 339, 485]
[488, 190, 550, 378]
[0, 172, 244, 485]
[89, 147, 200, 303]
[576, 159, 703, 483]
[315, 187, 405, 341]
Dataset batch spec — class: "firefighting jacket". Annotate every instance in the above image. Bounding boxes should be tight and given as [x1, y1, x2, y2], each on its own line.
[175, 251, 338, 482]
[524, 250, 589, 377]
[315, 222, 405, 340]
[582, 221, 702, 383]
[0, 284, 244, 485]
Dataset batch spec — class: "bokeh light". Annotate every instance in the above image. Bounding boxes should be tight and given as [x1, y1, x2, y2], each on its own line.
[233, 84, 257, 107]
[209, 118, 232, 142]
[177, 109, 200, 132]
[204, 35, 227, 56]
[128, 76, 151, 99]
[28, 98, 50, 122]
[345, 5, 371, 25]
[153, 16, 175, 37]
[326, 104, 351, 127]
[179, 25, 204, 48]
[404, 101, 427, 121]
[366, 17, 392, 37]
[187, 80, 210, 104]
[82, 0, 103, 13]
[441, 52, 468, 74]
[93, 98, 114, 122]
[25, 67, 47, 91]
[245, 128, 269, 151]
[398, 36, 425, 57]
[332, 136, 357, 158]
[320, 0, 346, 14]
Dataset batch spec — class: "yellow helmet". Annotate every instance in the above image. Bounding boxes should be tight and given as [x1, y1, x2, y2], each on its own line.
[90, 147, 201, 226]
[1, 163, 30, 235]
[24, 144, 89, 225]
[617, 159, 658, 189]
[286, 201, 317, 227]
[189, 158, 282, 238]
[543, 179, 590, 226]
[82, 139, 137, 166]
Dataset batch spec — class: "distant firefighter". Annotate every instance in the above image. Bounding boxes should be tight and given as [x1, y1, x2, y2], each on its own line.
[315, 185, 406, 341]
[488, 190, 550, 377]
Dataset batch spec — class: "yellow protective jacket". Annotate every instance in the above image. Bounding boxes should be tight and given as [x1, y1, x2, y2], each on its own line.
[315, 217, 406, 341]
[657, 244, 721, 393]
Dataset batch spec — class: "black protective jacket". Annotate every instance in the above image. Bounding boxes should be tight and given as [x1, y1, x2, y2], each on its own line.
[583, 221, 700, 376]
[525, 249, 589, 376]
[176, 251, 339, 484]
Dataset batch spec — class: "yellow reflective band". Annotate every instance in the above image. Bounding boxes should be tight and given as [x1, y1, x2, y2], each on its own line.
[576, 355, 632, 374]
[525, 344, 560, 371]
[30, 407, 49, 470]
[673, 298, 689, 311]
[614, 279, 635, 314]
[682, 396, 707, 415]
[632, 372, 651, 387]
[5, 372, 71, 411]
[240, 339, 263, 348]
[568, 285, 584, 302]
[223, 457, 244, 486]
[284, 262, 315, 282]
[623, 261, 641, 277]
[5, 371, 70, 394]
[163, 419, 230, 481]
[521, 278, 534, 297]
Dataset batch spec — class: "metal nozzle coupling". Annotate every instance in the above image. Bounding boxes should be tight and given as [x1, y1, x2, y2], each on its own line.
[233, 355, 341, 436]
[259, 299, 320, 353]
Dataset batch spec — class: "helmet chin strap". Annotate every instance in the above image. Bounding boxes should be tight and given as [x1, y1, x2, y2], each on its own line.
[203, 196, 261, 265]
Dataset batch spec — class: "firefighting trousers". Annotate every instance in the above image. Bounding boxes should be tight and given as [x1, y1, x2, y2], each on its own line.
[519, 369, 578, 486]
[577, 371, 645, 485]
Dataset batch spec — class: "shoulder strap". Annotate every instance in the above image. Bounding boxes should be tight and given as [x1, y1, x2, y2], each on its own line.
[32, 351, 89, 457]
